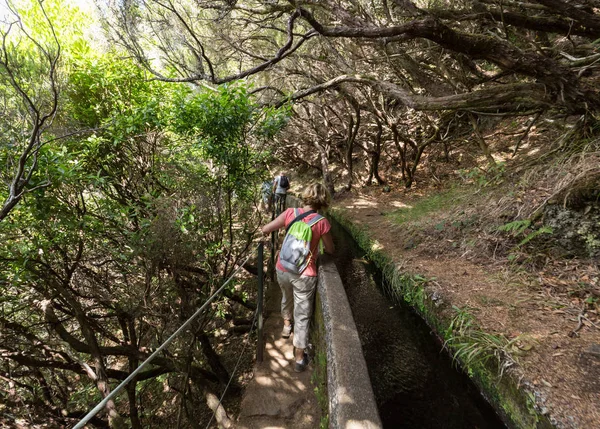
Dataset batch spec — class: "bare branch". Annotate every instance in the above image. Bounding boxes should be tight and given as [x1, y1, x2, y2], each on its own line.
[0, 0, 61, 221]
[108, 5, 317, 84]
[295, 6, 594, 107]
[271, 74, 550, 111]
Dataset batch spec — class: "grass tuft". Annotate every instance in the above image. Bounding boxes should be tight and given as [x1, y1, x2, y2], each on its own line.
[443, 306, 521, 378]
[385, 187, 468, 226]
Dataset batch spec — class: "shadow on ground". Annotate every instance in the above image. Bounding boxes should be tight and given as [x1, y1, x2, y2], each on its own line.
[237, 279, 321, 429]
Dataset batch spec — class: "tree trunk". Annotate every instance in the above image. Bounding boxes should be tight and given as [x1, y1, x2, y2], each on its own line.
[391, 124, 407, 181]
[407, 144, 426, 188]
[371, 119, 385, 185]
[126, 319, 142, 429]
[344, 99, 360, 190]
[127, 383, 142, 429]
[205, 391, 233, 428]
[469, 114, 496, 166]
[314, 141, 335, 196]
[345, 134, 354, 190]
[298, 9, 594, 109]
[43, 273, 125, 428]
[198, 333, 231, 388]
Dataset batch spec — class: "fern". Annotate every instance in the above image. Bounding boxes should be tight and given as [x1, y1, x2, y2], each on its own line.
[518, 226, 553, 246]
[497, 219, 531, 235]
[498, 219, 553, 252]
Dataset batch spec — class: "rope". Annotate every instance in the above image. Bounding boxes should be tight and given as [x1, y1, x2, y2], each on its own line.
[73, 247, 259, 429]
[204, 305, 259, 429]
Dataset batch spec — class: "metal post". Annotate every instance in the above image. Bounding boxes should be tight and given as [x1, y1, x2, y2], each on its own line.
[270, 205, 276, 281]
[257, 242, 264, 363]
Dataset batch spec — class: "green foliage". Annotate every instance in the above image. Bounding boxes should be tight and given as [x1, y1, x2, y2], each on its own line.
[518, 226, 553, 246]
[171, 84, 257, 191]
[169, 84, 287, 195]
[497, 219, 532, 235]
[0, 15, 290, 424]
[67, 55, 165, 128]
[0, 0, 98, 221]
[498, 219, 553, 257]
[387, 187, 466, 225]
[171, 84, 253, 142]
[458, 162, 506, 187]
[444, 306, 518, 375]
[255, 104, 293, 140]
[383, 271, 429, 313]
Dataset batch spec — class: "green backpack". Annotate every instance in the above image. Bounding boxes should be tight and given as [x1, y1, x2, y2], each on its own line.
[279, 209, 324, 274]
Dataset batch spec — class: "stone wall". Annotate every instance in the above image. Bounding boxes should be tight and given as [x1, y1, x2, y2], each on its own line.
[316, 255, 382, 429]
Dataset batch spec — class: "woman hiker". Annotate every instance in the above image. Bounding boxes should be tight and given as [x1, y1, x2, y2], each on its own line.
[261, 183, 335, 372]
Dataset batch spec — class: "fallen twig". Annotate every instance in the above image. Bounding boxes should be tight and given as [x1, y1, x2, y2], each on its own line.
[568, 309, 585, 337]
[582, 315, 600, 331]
[512, 111, 542, 157]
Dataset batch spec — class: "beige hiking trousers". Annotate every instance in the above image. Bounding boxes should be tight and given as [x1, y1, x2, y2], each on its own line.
[276, 269, 318, 349]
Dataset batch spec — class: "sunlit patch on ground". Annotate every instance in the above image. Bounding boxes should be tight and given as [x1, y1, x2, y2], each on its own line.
[389, 201, 412, 209]
[371, 240, 383, 251]
[346, 197, 379, 208]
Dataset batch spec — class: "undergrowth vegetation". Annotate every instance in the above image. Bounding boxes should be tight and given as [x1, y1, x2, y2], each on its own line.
[0, 5, 289, 425]
[444, 306, 520, 376]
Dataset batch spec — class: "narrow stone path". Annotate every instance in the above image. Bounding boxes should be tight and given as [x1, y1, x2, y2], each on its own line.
[236, 279, 321, 429]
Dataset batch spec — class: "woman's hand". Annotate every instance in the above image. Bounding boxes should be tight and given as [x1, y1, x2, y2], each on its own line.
[321, 231, 335, 254]
[261, 211, 287, 235]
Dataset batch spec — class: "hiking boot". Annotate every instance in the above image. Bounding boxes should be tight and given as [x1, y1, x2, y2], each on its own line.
[281, 323, 293, 339]
[294, 353, 309, 373]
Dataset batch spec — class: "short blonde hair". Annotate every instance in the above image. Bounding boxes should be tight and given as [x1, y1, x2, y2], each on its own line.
[301, 183, 330, 210]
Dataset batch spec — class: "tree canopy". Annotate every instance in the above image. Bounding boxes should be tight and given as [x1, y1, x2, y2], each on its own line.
[104, 0, 600, 189]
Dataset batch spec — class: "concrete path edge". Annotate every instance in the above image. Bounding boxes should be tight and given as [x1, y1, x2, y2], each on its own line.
[318, 254, 383, 429]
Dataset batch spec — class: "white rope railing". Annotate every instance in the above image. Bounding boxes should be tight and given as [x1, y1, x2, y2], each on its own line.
[73, 247, 259, 429]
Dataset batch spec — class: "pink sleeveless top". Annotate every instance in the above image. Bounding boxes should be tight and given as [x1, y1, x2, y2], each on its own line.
[275, 208, 331, 277]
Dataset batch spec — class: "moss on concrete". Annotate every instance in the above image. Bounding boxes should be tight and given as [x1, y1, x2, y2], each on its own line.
[328, 207, 553, 429]
[311, 291, 329, 429]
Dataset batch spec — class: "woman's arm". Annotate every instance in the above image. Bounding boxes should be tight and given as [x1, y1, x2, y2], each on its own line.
[321, 231, 335, 254]
[261, 211, 287, 235]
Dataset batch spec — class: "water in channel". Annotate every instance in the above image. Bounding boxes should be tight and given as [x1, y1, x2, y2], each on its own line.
[330, 220, 506, 429]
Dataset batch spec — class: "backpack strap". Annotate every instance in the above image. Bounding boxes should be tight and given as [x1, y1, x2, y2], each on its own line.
[285, 209, 315, 233]
[306, 214, 324, 227]
[306, 214, 325, 254]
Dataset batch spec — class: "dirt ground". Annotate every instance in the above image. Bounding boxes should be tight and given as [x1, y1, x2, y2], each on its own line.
[332, 186, 600, 429]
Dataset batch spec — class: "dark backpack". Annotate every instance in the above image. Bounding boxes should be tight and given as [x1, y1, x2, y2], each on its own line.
[279, 175, 290, 189]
